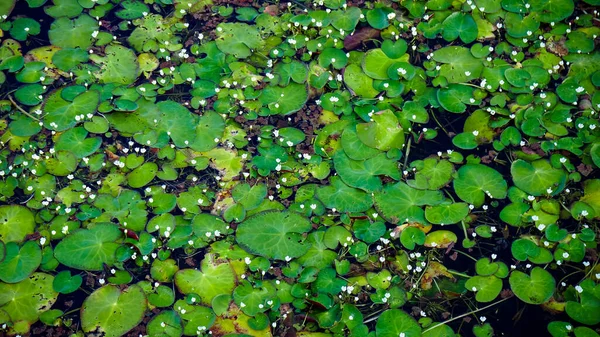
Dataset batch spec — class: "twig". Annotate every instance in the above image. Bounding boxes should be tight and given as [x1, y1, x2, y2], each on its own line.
[422, 296, 513, 333]
[8, 95, 40, 121]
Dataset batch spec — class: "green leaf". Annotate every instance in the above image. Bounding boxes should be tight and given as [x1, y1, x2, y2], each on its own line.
[44, 0, 83, 18]
[362, 49, 409, 80]
[0, 273, 58, 325]
[374, 182, 445, 224]
[316, 176, 373, 213]
[43, 88, 100, 131]
[356, 110, 405, 151]
[52, 270, 82, 294]
[54, 127, 102, 158]
[511, 159, 567, 197]
[425, 202, 470, 225]
[236, 211, 312, 260]
[442, 13, 478, 43]
[0, 205, 35, 243]
[400, 226, 426, 250]
[437, 84, 474, 113]
[52, 48, 89, 71]
[454, 164, 507, 207]
[147, 310, 183, 337]
[81, 285, 147, 337]
[259, 83, 308, 115]
[0, 241, 42, 283]
[432, 46, 484, 83]
[54, 224, 122, 271]
[48, 15, 97, 49]
[465, 275, 502, 302]
[566, 280, 600, 325]
[174, 255, 235, 305]
[509, 267, 555, 304]
[92, 45, 139, 85]
[127, 162, 158, 188]
[375, 309, 421, 337]
[334, 151, 399, 192]
[215, 23, 264, 58]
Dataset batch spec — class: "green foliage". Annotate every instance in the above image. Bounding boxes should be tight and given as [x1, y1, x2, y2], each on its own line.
[0, 0, 599, 336]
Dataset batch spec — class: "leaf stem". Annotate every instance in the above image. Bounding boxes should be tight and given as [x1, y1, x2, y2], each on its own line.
[430, 110, 450, 137]
[421, 296, 512, 333]
[8, 95, 40, 121]
[454, 248, 478, 262]
[402, 136, 412, 169]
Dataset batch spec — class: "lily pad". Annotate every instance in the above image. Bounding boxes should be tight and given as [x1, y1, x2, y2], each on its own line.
[454, 164, 507, 207]
[316, 176, 373, 213]
[81, 285, 147, 337]
[0, 205, 35, 243]
[375, 309, 421, 337]
[92, 45, 139, 85]
[509, 267, 555, 304]
[374, 182, 445, 224]
[174, 255, 236, 305]
[215, 23, 264, 58]
[511, 159, 567, 196]
[0, 241, 42, 283]
[432, 46, 483, 83]
[236, 211, 312, 260]
[54, 224, 122, 271]
[0, 273, 58, 327]
[425, 202, 470, 225]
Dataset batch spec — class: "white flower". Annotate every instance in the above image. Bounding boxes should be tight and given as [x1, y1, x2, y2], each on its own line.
[575, 285, 583, 293]
[575, 87, 585, 93]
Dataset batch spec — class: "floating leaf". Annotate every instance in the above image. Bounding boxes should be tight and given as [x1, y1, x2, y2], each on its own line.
[375, 309, 421, 337]
[54, 224, 122, 271]
[0, 273, 58, 327]
[511, 159, 567, 196]
[81, 285, 147, 337]
[0, 241, 42, 283]
[374, 182, 444, 224]
[174, 255, 236, 305]
[454, 164, 507, 207]
[509, 267, 555, 304]
[0, 205, 35, 243]
[236, 211, 312, 260]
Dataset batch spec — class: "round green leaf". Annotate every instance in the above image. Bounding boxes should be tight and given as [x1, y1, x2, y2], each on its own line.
[54, 224, 122, 271]
[511, 159, 567, 196]
[0, 205, 35, 243]
[174, 255, 235, 305]
[0, 241, 42, 283]
[425, 202, 469, 225]
[52, 270, 82, 294]
[465, 275, 502, 303]
[509, 267, 555, 304]
[454, 164, 507, 207]
[0, 273, 58, 325]
[375, 309, 421, 337]
[236, 211, 312, 260]
[81, 285, 147, 337]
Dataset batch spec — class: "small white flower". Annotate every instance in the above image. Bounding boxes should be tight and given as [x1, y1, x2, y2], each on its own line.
[575, 285, 583, 293]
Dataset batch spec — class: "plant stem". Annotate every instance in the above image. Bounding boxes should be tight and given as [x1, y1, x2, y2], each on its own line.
[454, 248, 478, 262]
[430, 110, 450, 137]
[8, 95, 40, 121]
[402, 137, 412, 169]
[422, 296, 512, 333]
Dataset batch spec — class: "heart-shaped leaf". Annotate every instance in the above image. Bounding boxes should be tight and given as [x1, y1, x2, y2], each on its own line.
[236, 211, 312, 260]
[509, 267, 555, 304]
[54, 224, 122, 271]
[81, 285, 147, 337]
[0, 241, 42, 283]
